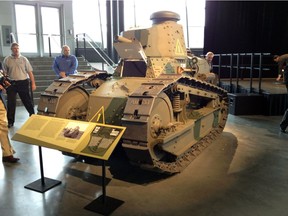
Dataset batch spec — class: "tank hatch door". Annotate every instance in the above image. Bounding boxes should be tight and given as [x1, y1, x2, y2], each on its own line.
[114, 40, 147, 77]
[114, 40, 147, 62]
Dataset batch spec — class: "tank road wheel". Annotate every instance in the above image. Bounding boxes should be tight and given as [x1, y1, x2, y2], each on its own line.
[56, 87, 89, 120]
[148, 93, 174, 161]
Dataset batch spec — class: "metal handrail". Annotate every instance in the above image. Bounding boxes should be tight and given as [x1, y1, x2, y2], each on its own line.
[47, 34, 61, 57]
[9, 33, 16, 43]
[75, 33, 116, 70]
[213, 53, 271, 93]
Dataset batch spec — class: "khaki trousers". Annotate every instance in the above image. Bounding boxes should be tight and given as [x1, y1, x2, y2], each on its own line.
[0, 99, 15, 157]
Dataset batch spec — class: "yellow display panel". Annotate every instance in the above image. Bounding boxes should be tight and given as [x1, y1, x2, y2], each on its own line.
[12, 115, 125, 160]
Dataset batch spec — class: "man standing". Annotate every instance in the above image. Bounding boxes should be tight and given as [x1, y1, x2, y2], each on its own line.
[204, 51, 216, 84]
[205, 51, 214, 72]
[0, 62, 19, 163]
[273, 54, 288, 133]
[2, 42, 36, 128]
[52, 45, 78, 78]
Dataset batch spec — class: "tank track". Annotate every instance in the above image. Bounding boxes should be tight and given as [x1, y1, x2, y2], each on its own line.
[122, 74, 228, 173]
[154, 76, 228, 173]
[153, 128, 222, 173]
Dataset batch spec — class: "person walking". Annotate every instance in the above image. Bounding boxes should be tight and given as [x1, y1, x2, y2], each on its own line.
[52, 45, 78, 78]
[273, 54, 288, 133]
[0, 62, 20, 163]
[2, 42, 36, 128]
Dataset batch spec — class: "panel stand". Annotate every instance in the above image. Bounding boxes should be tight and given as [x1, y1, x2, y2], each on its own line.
[84, 160, 124, 215]
[24, 146, 61, 193]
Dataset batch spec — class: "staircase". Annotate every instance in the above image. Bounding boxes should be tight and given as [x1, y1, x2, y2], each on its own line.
[0, 56, 95, 106]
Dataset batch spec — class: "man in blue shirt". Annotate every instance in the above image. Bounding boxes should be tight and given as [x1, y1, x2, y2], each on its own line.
[52, 45, 78, 78]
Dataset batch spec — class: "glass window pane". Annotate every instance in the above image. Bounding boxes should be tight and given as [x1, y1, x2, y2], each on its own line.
[17, 35, 37, 53]
[124, 0, 206, 49]
[124, 0, 186, 28]
[188, 27, 204, 48]
[15, 4, 37, 53]
[15, 4, 36, 33]
[187, 0, 206, 26]
[41, 7, 61, 53]
[43, 35, 61, 53]
[73, 0, 106, 47]
[41, 7, 60, 35]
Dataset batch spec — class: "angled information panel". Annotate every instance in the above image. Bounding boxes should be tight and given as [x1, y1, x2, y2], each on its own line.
[12, 115, 125, 160]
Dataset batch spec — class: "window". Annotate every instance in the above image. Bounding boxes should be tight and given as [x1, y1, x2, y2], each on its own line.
[14, 3, 62, 55]
[41, 7, 61, 53]
[15, 4, 37, 53]
[123, 0, 206, 48]
[72, 0, 206, 49]
[73, 0, 107, 47]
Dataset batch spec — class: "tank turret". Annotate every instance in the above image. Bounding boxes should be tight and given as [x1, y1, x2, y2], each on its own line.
[114, 11, 189, 78]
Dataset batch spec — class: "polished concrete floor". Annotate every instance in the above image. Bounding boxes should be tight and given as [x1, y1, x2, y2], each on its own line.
[1, 106, 288, 216]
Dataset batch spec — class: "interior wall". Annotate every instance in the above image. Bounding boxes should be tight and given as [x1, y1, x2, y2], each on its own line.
[204, 1, 288, 56]
[0, 1, 14, 56]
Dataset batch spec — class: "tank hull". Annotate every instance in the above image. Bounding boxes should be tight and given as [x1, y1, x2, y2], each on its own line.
[37, 11, 229, 173]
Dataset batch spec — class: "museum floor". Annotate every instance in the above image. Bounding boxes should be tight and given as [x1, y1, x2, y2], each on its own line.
[1, 106, 288, 216]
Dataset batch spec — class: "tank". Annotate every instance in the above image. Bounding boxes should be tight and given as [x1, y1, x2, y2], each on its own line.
[37, 11, 228, 173]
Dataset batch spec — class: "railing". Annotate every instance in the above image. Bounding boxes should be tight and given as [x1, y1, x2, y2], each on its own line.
[9, 33, 16, 43]
[213, 53, 272, 93]
[47, 34, 61, 57]
[8, 32, 62, 57]
[75, 33, 116, 70]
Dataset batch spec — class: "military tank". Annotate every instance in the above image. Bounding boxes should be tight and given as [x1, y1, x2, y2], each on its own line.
[37, 11, 228, 173]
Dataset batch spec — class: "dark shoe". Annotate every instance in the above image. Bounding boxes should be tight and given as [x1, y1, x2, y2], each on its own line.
[280, 127, 286, 133]
[2, 156, 20, 163]
[8, 123, 14, 128]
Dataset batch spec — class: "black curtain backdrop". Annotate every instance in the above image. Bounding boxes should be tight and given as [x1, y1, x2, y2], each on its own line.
[204, 1, 288, 56]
